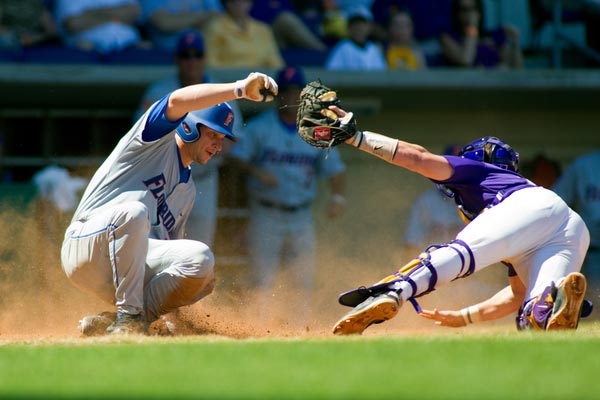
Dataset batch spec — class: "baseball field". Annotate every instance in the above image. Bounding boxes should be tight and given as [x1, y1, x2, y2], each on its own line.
[2, 327, 600, 399]
[2, 118, 600, 400]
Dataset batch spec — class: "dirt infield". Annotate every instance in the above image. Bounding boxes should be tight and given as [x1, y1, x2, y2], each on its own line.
[0, 187, 514, 344]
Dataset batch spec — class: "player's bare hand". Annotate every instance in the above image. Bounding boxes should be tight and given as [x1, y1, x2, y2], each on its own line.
[235, 72, 279, 102]
[328, 105, 347, 118]
[419, 308, 466, 327]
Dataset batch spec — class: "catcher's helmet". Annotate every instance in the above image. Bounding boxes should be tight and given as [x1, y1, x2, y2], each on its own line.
[176, 102, 236, 143]
[459, 136, 519, 172]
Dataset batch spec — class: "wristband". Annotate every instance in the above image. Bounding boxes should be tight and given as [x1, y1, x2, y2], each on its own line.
[354, 131, 398, 163]
[460, 305, 481, 324]
[234, 79, 245, 98]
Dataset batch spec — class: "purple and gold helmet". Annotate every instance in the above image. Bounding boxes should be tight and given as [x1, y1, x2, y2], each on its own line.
[459, 136, 519, 172]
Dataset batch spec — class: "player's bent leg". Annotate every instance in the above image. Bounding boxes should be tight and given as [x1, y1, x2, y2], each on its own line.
[333, 292, 401, 335]
[334, 241, 475, 335]
[144, 240, 216, 323]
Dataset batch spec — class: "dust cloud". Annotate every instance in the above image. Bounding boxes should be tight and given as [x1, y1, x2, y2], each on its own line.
[0, 164, 513, 343]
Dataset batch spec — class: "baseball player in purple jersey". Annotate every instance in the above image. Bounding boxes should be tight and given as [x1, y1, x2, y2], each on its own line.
[228, 66, 346, 324]
[61, 72, 278, 336]
[328, 106, 590, 335]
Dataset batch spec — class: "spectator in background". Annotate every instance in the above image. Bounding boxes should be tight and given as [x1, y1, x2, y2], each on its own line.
[139, 0, 222, 52]
[371, 0, 453, 66]
[204, 0, 284, 68]
[319, 0, 376, 43]
[135, 30, 244, 246]
[250, 0, 327, 51]
[324, 5, 387, 71]
[0, 0, 59, 51]
[385, 9, 427, 70]
[520, 153, 561, 189]
[440, 0, 523, 68]
[54, 0, 143, 54]
[552, 150, 600, 307]
[228, 66, 346, 327]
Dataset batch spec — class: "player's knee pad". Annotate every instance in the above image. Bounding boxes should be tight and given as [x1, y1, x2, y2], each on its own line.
[381, 239, 475, 297]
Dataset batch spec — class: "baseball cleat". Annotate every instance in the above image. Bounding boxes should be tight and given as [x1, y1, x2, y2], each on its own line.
[547, 272, 587, 331]
[332, 292, 401, 335]
[106, 312, 148, 335]
[78, 312, 116, 336]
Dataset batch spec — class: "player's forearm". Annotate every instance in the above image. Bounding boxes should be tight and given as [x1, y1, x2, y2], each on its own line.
[470, 285, 522, 322]
[347, 130, 452, 180]
[167, 83, 237, 120]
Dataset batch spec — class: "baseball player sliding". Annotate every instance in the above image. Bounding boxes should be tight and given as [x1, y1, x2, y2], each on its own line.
[61, 72, 278, 336]
[295, 81, 591, 334]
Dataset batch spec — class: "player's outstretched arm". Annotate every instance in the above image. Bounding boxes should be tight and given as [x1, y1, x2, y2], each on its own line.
[166, 72, 278, 121]
[331, 106, 453, 181]
[420, 276, 525, 327]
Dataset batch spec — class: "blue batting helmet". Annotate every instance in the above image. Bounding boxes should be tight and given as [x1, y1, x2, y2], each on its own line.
[459, 136, 520, 172]
[176, 102, 236, 143]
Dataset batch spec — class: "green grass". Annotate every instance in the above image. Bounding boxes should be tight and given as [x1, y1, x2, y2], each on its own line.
[1, 331, 600, 399]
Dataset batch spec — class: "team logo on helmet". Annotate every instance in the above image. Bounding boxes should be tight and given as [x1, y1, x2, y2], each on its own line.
[224, 112, 234, 127]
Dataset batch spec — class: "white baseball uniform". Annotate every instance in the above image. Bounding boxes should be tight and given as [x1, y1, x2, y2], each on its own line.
[229, 108, 345, 291]
[61, 94, 215, 321]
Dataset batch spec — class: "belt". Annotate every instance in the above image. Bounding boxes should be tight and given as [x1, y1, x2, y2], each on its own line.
[258, 199, 311, 212]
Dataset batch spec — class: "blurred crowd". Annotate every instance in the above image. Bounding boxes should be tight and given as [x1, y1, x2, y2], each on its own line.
[1, 0, 599, 69]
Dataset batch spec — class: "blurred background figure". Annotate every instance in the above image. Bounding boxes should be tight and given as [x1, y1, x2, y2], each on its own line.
[552, 150, 600, 309]
[32, 164, 88, 244]
[250, 0, 327, 51]
[384, 8, 427, 70]
[403, 144, 464, 257]
[0, 0, 59, 51]
[54, 0, 143, 54]
[324, 5, 387, 70]
[441, 0, 523, 68]
[520, 153, 561, 188]
[204, 0, 284, 68]
[139, 0, 222, 52]
[227, 66, 347, 327]
[135, 30, 244, 246]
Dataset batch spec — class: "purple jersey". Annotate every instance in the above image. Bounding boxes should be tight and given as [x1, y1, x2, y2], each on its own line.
[432, 156, 535, 217]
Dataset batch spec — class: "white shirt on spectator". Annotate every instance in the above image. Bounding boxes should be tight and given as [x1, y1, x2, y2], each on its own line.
[55, 0, 141, 54]
[325, 39, 387, 70]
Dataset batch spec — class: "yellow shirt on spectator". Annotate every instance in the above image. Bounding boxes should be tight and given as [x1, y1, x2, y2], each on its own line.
[204, 14, 284, 68]
[386, 45, 426, 70]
